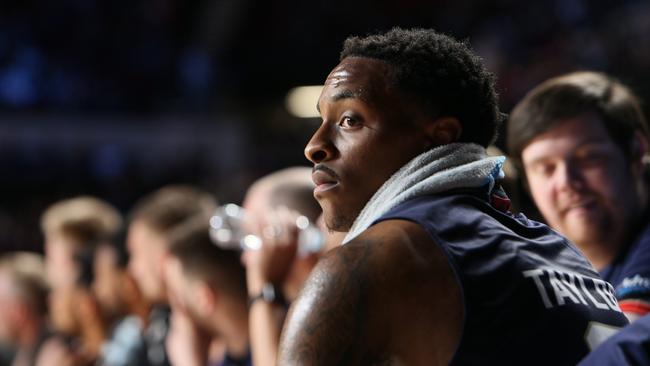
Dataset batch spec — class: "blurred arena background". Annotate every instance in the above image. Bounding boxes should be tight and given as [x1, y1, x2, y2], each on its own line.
[0, 0, 649, 252]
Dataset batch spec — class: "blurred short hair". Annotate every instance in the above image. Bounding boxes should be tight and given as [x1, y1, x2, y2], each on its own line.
[0, 252, 49, 316]
[508, 71, 649, 167]
[129, 185, 217, 236]
[248, 167, 320, 222]
[167, 219, 246, 300]
[41, 196, 122, 248]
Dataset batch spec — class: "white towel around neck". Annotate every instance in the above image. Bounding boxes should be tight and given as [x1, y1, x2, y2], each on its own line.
[342, 143, 506, 244]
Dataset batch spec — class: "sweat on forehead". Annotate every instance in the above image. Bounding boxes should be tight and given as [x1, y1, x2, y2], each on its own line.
[321, 57, 397, 105]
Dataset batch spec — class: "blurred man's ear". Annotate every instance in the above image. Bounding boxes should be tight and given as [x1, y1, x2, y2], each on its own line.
[425, 117, 462, 147]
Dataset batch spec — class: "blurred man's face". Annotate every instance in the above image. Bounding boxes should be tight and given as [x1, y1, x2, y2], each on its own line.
[127, 220, 167, 304]
[304, 57, 430, 231]
[43, 234, 79, 290]
[522, 114, 644, 252]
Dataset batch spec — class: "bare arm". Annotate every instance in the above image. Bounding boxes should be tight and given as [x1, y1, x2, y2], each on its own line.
[278, 240, 374, 366]
[243, 206, 317, 366]
[277, 220, 462, 366]
[248, 301, 286, 366]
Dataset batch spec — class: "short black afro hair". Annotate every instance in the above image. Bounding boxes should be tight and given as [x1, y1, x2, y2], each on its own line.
[341, 27, 501, 147]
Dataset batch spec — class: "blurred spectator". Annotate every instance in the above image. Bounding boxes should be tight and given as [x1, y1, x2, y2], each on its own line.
[165, 219, 250, 366]
[91, 232, 150, 366]
[240, 167, 333, 366]
[40, 196, 123, 363]
[0, 252, 50, 366]
[508, 71, 650, 322]
[41, 196, 122, 290]
[127, 185, 217, 366]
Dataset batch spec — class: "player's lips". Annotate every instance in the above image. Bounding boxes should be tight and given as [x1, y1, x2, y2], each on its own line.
[312, 165, 340, 194]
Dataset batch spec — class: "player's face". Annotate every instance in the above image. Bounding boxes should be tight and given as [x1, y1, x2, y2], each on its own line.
[522, 113, 645, 252]
[305, 57, 430, 231]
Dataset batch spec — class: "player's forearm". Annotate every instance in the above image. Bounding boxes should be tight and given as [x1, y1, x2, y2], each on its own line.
[249, 301, 286, 366]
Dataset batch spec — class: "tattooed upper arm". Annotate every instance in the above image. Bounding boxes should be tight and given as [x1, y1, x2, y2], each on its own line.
[278, 239, 375, 366]
[278, 220, 463, 366]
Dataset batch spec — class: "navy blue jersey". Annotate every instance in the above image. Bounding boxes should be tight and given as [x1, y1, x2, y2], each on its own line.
[601, 221, 650, 315]
[373, 188, 629, 366]
[579, 313, 650, 365]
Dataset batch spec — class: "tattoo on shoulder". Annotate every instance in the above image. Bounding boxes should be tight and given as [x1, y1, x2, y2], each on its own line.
[280, 240, 376, 365]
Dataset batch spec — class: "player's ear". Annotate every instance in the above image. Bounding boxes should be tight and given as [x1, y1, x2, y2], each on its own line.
[424, 116, 462, 147]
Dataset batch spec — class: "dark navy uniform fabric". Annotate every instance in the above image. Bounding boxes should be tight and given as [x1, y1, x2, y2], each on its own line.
[373, 188, 629, 366]
[143, 306, 171, 366]
[600, 220, 650, 311]
[579, 313, 650, 365]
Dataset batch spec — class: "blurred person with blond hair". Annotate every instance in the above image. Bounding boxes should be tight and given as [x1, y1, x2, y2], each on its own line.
[41, 196, 122, 291]
[40, 196, 123, 363]
[127, 185, 217, 366]
[0, 252, 51, 366]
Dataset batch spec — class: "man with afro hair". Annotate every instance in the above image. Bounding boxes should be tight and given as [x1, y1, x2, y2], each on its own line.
[278, 28, 628, 365]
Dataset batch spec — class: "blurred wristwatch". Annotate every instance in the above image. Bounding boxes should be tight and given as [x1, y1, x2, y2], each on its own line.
[248, 282, 286, 307]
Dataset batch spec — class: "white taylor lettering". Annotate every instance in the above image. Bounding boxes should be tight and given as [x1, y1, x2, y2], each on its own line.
[524, 269, 553, 308]
[548, 270, 579, 306]
[559, 271, 588, 305]
[523, 268, 620, 310]
[577, 273, 609, 310]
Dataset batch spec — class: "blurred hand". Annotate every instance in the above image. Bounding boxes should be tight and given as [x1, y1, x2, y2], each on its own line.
[166, 307, 211, 366]
[241, 206, 300, 295]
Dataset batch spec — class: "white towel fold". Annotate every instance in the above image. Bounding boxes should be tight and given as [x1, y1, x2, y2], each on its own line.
[342, 143, 506, 244]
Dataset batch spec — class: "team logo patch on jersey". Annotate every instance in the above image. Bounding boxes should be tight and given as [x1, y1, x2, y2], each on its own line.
[617, 274, 650, 299]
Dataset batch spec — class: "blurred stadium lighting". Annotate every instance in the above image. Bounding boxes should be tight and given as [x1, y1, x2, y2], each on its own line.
[285, 85, 323, 118]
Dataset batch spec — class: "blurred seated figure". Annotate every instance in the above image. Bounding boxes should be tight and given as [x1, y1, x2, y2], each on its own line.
[0, 252, 50, 366]
[91, 231, 150, 366]
[127, 185, 217, 366]
[164, 220, 250, 366]
[41, 196, 122, 292]
[41, 196, 123, 364]
[508, 71, 650, 322]
[44, 256, 107, 366]
[239, 167, 337, 366]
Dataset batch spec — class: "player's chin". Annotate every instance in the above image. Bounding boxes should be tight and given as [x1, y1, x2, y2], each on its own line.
[325, 212, 355, 233]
